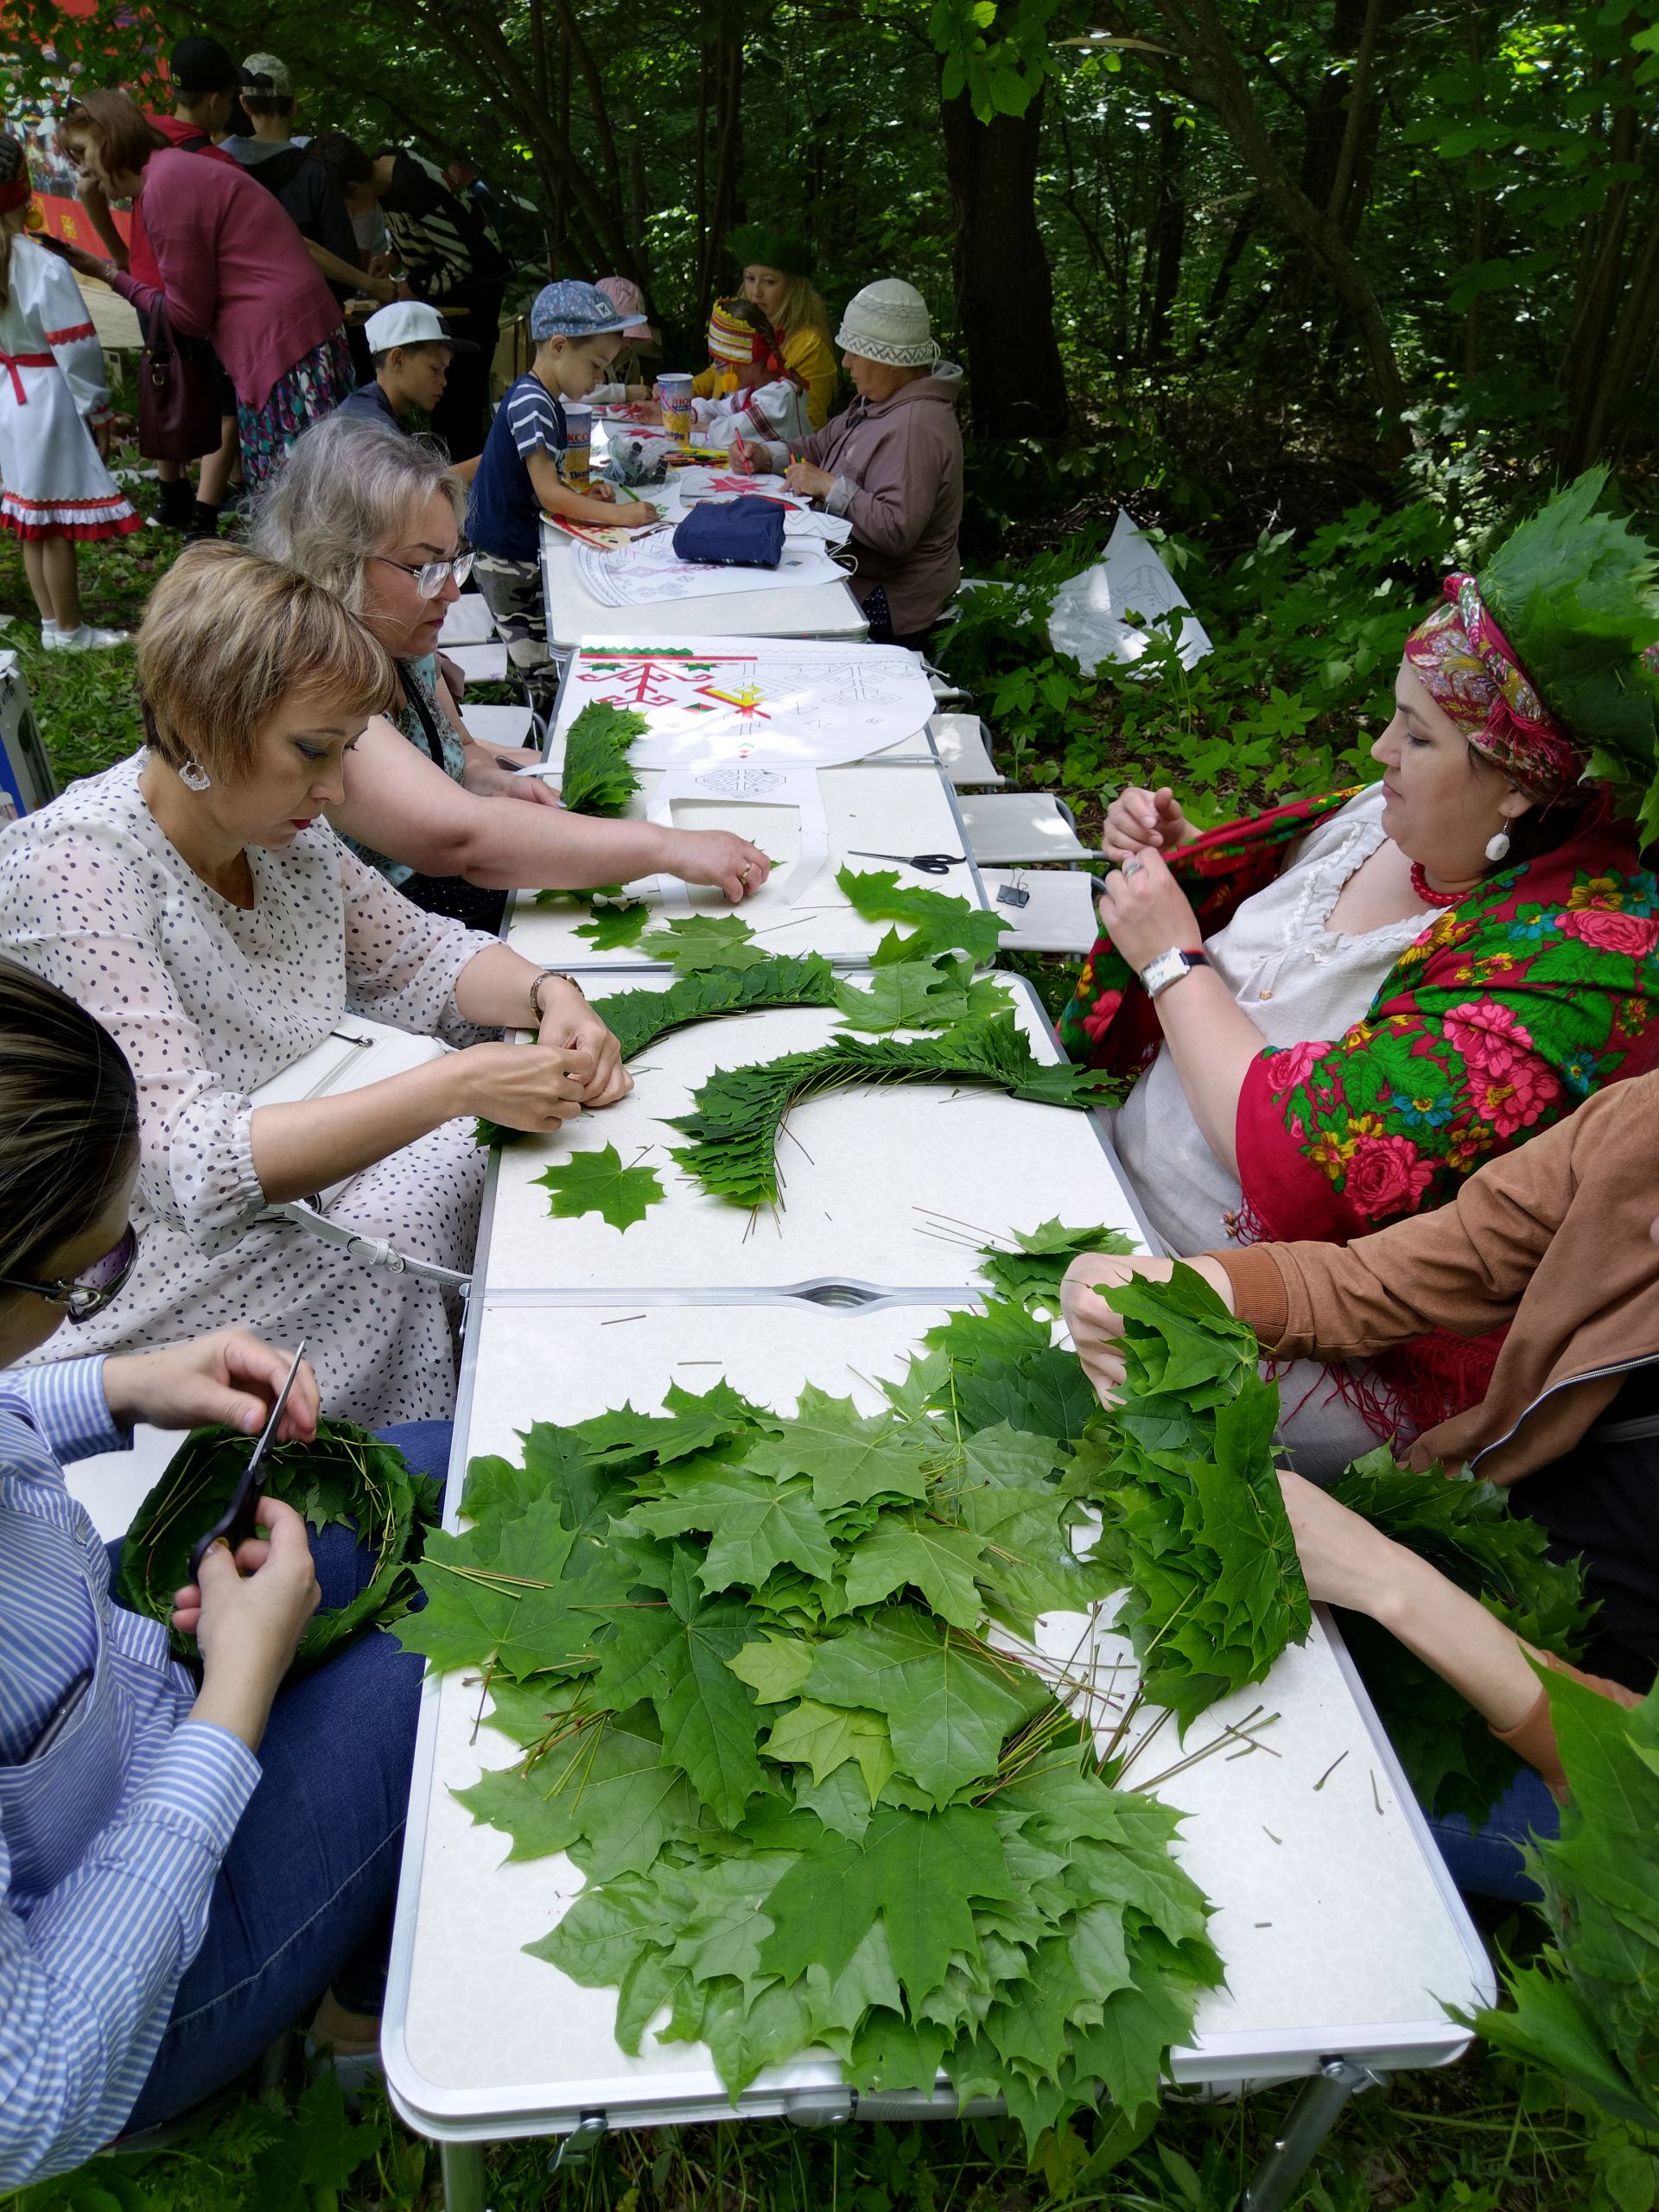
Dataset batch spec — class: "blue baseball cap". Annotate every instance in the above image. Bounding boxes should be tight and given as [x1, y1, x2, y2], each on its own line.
[530, 280, 637, 341]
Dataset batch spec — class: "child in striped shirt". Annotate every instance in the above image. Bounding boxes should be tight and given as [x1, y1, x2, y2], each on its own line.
[467, 280, 660, 668]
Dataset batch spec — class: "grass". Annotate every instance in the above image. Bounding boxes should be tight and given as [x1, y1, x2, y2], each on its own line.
[0, 460, 1618, 2212]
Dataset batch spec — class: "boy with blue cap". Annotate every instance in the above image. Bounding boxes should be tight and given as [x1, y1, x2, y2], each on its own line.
[468, 278, 660, 667]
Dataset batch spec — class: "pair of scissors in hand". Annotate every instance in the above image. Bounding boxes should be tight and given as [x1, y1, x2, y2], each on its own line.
[188, 1339, 309, 1583]
[847, 849, 966, 875]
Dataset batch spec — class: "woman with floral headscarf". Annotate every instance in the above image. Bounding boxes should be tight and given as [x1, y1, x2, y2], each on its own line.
[1059, 470, 1659, 1476]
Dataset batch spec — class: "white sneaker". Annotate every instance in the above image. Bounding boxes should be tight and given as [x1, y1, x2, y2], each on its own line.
[48, 623, 130, 652]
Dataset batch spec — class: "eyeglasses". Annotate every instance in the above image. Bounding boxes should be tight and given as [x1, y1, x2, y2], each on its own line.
[0, 1223, 141, 1324]
[371, 549, 474, 600]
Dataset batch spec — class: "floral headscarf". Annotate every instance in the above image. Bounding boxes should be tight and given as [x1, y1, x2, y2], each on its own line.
[1403, 574, 1589, 799]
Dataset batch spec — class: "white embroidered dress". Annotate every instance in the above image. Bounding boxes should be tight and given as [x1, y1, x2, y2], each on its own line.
[0, 237, 137, 542]
[0, 754, 493, 1427]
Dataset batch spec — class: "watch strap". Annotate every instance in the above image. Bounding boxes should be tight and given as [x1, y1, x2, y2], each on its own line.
[1140, 947, 1210, 1001]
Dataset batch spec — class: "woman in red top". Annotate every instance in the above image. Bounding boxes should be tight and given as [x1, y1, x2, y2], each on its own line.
[53, 92, 353, 488]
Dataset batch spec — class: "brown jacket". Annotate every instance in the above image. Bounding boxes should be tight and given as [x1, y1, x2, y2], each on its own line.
[1213, 1074, 1659, 1789]
[1215, 1072, 1659, 1488]
[804, 364, 964, 637]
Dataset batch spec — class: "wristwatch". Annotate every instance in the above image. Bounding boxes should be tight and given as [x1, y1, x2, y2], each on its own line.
[528, 969, 583, 1022]
[1138, 947, 1211, 1001]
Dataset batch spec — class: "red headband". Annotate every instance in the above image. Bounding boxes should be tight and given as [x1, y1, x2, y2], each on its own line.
[0, 175, 33, 215]
[1402, 574, 1589, 799]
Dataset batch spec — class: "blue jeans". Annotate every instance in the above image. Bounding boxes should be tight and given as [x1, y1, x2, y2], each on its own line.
[121, 1420, 451, 2132]
[1422, 1764, 1560, 1904]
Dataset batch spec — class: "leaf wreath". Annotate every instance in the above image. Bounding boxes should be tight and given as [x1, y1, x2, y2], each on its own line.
[666, 1013, 1122, 1210]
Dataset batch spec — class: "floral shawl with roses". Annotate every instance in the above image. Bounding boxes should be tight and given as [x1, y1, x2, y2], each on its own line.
[1058, 786, 1659, 1248]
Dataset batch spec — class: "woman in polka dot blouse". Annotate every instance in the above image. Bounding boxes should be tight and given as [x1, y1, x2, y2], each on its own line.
[0, 543, 629, 1426]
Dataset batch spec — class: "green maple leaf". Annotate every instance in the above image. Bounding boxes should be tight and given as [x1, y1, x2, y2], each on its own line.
[590, 1552, 770, 1823]
[574, 901, 652, 950]
[831, 960, 1000, 1035]
[747, 1384, 933, 1511]
[836, 866, 1012, 965]
[639, 913, 769, 972]
[533, 1144, 664, 1230]
[760, 1803, 1015, 2003]
[762, 1698, 896, 1799]
[956, 1348, 1100, 1446]
[804, 1609, 1048, 1801]
[629, 1465, 836, 1592]
[727, 1632, 817, 1704]
[397, 1497, 576, 1675]
[456, 1715, 700, 1878]
[977, 1221, 1138, 1311]
[841, 1514, 988, 1629]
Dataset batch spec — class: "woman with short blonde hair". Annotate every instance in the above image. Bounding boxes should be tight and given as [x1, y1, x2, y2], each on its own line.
[0, 541, 631, 1426]
[729, 225, 838, 429]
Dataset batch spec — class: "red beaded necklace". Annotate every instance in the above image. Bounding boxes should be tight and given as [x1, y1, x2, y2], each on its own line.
[1408, 861, 1471, 910]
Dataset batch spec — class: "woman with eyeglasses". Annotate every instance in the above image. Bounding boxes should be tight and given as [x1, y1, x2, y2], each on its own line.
[252, 415, 773, 930]
[0, 957, 438, 2185]
[0, 542, 630, 1428]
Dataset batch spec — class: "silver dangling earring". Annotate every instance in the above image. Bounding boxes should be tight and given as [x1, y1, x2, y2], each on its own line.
[1485, 819, 1511, 864]
[177, 758, 213, 793]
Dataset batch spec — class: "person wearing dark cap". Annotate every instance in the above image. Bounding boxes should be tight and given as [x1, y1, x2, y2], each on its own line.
[728, 223, 838, 429]
[312, 135, 507, 463]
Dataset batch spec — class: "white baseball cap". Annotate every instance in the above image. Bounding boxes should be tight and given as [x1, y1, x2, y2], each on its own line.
[364, 301, 478, 354]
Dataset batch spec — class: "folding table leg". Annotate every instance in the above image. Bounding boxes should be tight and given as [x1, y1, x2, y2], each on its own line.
[1239, 2058, 1387, 2212]
[439, 2139, 489, 2212]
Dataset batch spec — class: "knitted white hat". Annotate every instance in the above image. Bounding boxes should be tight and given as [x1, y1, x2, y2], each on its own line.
[835, 278, 940, 369]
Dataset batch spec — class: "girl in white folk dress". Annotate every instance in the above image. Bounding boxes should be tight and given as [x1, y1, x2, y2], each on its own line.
[0, 134, 137, 650]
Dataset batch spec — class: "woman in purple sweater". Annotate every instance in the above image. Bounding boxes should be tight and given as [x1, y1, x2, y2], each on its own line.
[53, 92, 352, 487]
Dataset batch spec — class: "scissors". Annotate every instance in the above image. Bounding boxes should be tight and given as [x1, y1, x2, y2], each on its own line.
[847, 849, 966, 875]
[188, 1340, 309, 1583]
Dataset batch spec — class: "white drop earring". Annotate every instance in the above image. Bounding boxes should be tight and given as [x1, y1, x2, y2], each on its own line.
[177, 758, 213, 793]
[1485, 819, 1511, 864]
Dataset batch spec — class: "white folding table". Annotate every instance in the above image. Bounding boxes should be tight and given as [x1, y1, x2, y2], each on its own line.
[541, 515, 868, 652]
[480, 976, 1150, 1293]
[505, 761, 988, 974]
[382, 1296, 1496, 2212]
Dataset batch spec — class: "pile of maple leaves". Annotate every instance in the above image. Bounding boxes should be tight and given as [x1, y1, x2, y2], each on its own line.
[395, 1265, 1319, 2143]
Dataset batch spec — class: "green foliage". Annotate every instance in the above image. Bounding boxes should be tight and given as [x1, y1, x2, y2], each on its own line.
[1084, 1268, 1312, 1732]
[532, 1142, 665, 1230]
[666, 1013, 1122, 1209]
[1330, 1448, 1593, 1823]
[1472, 1669, 1659, 2133]
[831, 957, 1010, 1033]
[836, 866, 1014, 966]
[118, 1421, 438, 1671]
[639, 913, 770, 971]
[976, 1217, 1140, 1314]
[573, 900, 653, 950]
[595, 955, 841, 1057]
[558, 702, 647, 817]
[404, 1289, 1225, 2147]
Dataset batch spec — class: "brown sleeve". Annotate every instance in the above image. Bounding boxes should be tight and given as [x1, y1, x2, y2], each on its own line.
[1491, 1652, 1643, 1802]
[1211, 1245, 1291, 1345]
[1203, 1108, 1586, 1363]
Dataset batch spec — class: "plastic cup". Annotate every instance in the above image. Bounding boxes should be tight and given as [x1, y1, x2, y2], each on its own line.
[562, 402, 594, 490]
[657, 371, 695, 447]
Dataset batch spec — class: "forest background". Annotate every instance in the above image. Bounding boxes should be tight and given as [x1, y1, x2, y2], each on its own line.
[0, 0, 1656, 2207]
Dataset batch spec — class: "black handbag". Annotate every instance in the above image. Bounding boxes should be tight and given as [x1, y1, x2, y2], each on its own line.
[137, 299, 222, 462]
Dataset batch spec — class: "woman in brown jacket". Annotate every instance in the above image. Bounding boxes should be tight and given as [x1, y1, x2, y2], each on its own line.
[1060, 1071, 1659, 1894]
[753, 277, 963, 648]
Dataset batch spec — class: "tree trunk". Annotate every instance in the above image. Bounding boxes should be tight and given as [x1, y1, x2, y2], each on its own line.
[696, 34, 744, 321]
[1141, 99, 1187, 364]
[939, 81, 1069, 439]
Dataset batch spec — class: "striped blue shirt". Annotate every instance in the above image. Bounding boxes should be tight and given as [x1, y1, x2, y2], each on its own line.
[0, 1358, 260, 2186]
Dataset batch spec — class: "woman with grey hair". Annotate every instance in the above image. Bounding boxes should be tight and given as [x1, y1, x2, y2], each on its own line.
[251, 416, 771, 925]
